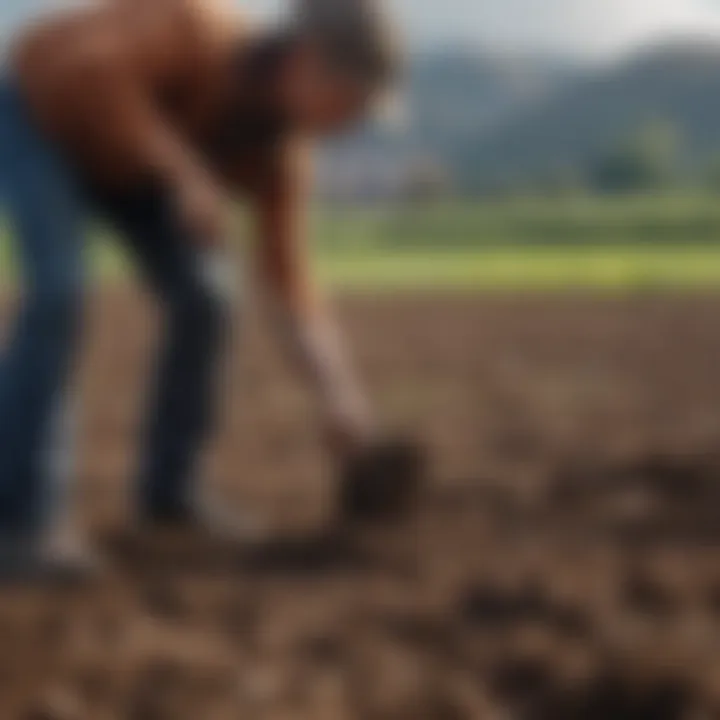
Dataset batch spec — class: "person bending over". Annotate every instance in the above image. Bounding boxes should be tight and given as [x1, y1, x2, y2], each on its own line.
[0, 0, 410, 579]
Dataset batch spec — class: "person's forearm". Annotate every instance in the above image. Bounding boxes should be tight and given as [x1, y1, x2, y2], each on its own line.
[269, 290, 370, 424]
[94, 75, 208, 187]
[70, 63, 228, 243]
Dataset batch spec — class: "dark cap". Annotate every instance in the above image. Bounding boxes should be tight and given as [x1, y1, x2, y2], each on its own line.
[295, 0, 403, 89]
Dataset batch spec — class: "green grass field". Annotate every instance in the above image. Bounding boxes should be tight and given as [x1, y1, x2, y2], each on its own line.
[5, 195, 720, 290]
[315, 246, 720, 289]
[314, 194, 720, 289]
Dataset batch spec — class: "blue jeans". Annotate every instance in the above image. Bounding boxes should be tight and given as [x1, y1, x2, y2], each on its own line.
[0, 82, 232, 535]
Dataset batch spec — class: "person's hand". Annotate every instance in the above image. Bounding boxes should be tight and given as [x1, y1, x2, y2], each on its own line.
[174, 169, 229, 246]
[323, 390, 375, 462]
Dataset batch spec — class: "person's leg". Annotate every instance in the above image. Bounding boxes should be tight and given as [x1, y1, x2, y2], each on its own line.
[92, 185, 235, 520]
[141, 245, 235, 520]
[0, 83, 86, 538]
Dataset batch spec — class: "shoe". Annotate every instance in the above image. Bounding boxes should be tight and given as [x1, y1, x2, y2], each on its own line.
[0, 528, 102, 587]
[140, 494, 269, 545]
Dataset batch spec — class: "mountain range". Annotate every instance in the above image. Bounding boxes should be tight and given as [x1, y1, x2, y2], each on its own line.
[367, 39, 720, 191]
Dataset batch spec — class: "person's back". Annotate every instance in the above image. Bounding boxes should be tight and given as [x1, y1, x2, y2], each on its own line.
[13, 0, 243, 184]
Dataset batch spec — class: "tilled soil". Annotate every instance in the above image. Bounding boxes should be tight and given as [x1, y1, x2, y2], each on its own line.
[1, 289, 720, 719]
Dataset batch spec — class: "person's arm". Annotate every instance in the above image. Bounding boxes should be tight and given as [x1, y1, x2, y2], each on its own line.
[252, 142, 373, 458]
[102, 67, 228, 243]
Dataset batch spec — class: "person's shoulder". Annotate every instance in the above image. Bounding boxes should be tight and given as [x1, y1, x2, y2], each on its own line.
[182, 0, 251, 40]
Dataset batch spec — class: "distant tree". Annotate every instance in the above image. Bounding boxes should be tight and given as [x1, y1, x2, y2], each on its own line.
[704, 153, 720, 191]
[589, 120, 682, 193]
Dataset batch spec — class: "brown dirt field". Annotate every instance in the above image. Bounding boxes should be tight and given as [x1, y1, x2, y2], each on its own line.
[2, 289, 720, 719]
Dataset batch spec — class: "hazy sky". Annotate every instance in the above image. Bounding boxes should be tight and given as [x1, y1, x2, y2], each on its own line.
[239, 0, 720, 59]
[5, 0, 720, 60]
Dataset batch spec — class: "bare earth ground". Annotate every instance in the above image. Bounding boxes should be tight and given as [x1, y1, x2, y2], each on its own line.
[1, 289, 720, 719]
